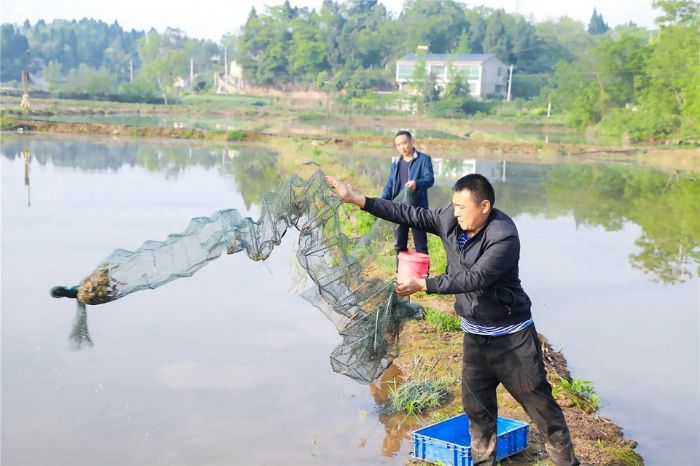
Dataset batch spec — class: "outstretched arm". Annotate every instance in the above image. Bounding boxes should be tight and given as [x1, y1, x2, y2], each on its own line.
[327, 175, 432, 297]
[326, 176, 366, 208]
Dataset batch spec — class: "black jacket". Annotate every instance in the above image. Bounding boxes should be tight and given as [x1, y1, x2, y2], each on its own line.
[363, 197, 532, 327]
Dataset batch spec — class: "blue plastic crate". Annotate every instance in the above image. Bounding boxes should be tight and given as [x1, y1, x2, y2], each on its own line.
[411, 414, 529, 466]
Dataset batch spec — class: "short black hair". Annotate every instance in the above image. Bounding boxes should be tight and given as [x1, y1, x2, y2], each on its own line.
[453, 173, 495, 206]
[395, 130, 412, 139]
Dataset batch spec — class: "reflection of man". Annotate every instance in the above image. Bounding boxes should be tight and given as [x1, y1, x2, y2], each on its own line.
[327, 174, 579, 466]
[367, 365, 411, 457]
[381, 130, 434, 262]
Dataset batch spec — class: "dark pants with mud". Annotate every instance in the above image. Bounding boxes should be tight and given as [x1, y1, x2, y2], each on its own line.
[394, 224, 428, 257]
[461, 325, 579, 466]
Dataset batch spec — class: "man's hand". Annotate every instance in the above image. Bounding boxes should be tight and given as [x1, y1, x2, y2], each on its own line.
[395, 277, 427, 296]
[405, 180, 417, 192]
[326, 176, 366, 208]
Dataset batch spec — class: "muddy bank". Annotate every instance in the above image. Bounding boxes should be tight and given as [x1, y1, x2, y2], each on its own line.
[2, 116, 682, 160]
[6, 117, 699, 174]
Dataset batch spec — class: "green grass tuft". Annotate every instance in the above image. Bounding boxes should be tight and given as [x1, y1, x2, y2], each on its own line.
[552, 376, 601, 412]
[387, 355, 454, 415]
[424, 307, 461, 332]
[226, 129, 246, 141]
[608, 446, 644, 466]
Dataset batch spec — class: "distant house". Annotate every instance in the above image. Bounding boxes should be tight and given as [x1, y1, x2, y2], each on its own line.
[395, 53, 508, 100]
[173, 76, 188, 89]
[214, 60, 244, 94]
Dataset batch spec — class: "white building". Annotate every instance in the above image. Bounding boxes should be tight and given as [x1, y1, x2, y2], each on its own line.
[395, 53, 508, 100]
[214, 60, 244, 94]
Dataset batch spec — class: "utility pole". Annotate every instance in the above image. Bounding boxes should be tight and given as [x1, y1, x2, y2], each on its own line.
[547, 101, 552, 118]
[224, 47, 228, 77]
[22, 146, 31, 207]
[129, 59, 133, 83]
[20, 50, 30, 110]
[190, 57, 194, 89]
[506, 64, 514, 101]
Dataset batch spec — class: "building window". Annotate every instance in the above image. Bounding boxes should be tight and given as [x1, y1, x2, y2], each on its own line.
[497, 67, 503, 77]
[429, 64, 446, 80]
[454, 65, 479, 80]
[397, 63, 414, 80]
[495, 84, 502, 93]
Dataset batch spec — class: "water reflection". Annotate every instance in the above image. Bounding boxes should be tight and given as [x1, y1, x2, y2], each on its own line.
[429, 158, 699, 284]
[537, 165, 699, 283]
[223, 149, 280, 210]
[3, 139, 697, 285]
[433, 158, 507, 182]
[22, 146, 31, 206]
[366, 364, 419, 457]
[68, 302, 93, 350]
[1, 139, 278, 182]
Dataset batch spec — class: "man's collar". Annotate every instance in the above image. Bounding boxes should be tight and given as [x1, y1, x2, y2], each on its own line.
[402, 150, 418, 161]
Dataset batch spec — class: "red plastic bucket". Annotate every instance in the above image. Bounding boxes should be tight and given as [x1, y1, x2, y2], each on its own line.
[397, 251, 430, 280]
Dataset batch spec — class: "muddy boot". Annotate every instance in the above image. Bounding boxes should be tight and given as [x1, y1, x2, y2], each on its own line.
[545, 440, 580, 466]
[470, 433, 497, 466]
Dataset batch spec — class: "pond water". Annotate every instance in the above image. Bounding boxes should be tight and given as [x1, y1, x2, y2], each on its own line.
[2, 135, 698, 466]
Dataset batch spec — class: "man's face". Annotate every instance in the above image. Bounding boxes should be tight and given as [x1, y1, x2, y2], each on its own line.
[452, 189, 490, 234]
[394, 134, 414, 157]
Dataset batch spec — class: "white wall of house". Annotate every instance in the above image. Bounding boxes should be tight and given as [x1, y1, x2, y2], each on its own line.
[395, 54, 507, 100]
[479, 56, 508, 99]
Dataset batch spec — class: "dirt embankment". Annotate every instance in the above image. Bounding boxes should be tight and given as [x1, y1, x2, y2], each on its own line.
[7, 117, 699, 174]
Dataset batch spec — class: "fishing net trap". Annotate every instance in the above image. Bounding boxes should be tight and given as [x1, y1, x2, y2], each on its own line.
[51, 170, 423, 383]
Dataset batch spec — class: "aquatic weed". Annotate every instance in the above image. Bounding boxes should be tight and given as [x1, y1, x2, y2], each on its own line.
[552, 376, 601, 412]
[387, 356, 454, 415]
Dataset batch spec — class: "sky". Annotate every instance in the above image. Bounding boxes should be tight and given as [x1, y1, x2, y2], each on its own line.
[1, 0, 660, 42]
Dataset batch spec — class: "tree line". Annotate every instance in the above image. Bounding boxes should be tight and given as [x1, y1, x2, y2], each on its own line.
[543, 0, 699, 141]
[1, 18, 218, 102]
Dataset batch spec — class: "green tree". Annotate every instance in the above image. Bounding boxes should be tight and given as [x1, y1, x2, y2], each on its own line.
[510, 17, 538, 66]
[653, 0, 700, 26]
[42, 60, 63, 90]
[288, 11, 328, 79]
[591, 31, 649, 109]
[0, 25, 29, 82]
[482, 10, 510, 62]
[236, 5, 293, 84]
[464, 8, 488, 53]
[544, 60, 600, 128]
[445, 61, 470, 98]
[587, 8, 609, 35]
[455, 30, 470, 53]
[135, 30, 189, 104]
[410, 47, 437, 106]
[400, 0, 468, 53]
[62, 64, 117, 94]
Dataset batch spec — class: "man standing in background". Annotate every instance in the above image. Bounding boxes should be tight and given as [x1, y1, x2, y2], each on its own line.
[381, 130, 434, 264]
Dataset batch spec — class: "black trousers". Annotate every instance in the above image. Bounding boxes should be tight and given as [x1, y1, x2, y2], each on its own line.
[394, 224, 428, 255]
[461, 325, 579, 466]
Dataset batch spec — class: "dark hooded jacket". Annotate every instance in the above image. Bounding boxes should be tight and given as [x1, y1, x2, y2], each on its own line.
[362, 197, 532, 327]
